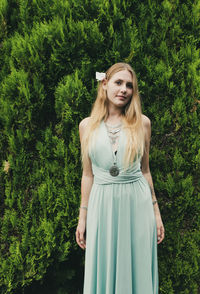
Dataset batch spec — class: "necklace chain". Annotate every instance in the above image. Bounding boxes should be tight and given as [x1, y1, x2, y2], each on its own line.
[105, 122, 122, 128]
[104, 121, 121, 176]
[105, 123, 122, 146]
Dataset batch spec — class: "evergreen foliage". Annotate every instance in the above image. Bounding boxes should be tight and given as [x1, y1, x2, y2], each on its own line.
[0, 0, 199, 293]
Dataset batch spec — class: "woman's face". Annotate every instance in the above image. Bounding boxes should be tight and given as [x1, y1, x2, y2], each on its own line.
[103, 70, 133, 109]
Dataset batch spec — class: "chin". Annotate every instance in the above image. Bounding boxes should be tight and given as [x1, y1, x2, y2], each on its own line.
[116, 103, 126, 109]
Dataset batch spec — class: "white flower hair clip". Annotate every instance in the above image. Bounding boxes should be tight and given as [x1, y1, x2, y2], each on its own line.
[96, 72, 106, 81]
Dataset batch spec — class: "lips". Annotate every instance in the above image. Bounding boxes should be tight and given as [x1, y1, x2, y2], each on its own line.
[117, 95, 126, 99]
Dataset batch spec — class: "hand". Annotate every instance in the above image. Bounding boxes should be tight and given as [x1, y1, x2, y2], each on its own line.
[155, 214, 165, 244]
[75, 219, 86, 250]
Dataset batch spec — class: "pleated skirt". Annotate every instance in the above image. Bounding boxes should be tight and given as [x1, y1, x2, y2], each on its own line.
[83, 176, 159, 294]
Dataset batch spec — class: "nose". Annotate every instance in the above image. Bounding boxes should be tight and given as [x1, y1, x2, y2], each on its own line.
[120, 84, 127, 93]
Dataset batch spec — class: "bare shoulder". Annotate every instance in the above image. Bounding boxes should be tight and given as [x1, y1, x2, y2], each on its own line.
[142, 114, 151, 128]
[79, 117, 91, 138]
[79, 117, 91, 129]
[142, 114, 151, 142]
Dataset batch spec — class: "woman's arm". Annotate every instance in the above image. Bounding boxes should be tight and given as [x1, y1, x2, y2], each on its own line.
[79, 166, 94, 221]
[141, 114, 165, 244]
[141, 115, 160, 216]
[76, 117, 94, 249]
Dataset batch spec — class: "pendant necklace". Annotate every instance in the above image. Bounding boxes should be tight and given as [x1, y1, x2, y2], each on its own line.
[109, 151, 120, 177]
[105, 121, 122, 177]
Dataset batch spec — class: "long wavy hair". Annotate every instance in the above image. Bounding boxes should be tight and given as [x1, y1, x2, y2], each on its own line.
[81, 62, 145, 170]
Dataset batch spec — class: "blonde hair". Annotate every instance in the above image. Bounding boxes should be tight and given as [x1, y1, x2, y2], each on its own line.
[81, 62, 145, 169]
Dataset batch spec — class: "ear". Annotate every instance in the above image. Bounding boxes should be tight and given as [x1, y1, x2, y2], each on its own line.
[102, 79, 107, 91]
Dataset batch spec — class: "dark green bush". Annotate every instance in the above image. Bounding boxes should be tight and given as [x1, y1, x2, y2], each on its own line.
[0, 0, 199, 293]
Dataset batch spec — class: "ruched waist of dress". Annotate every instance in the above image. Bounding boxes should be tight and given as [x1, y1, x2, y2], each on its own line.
[92, 163, 144, 185]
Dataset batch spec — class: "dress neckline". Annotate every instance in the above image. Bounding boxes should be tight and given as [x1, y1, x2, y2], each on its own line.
[102, 120, 123, 155]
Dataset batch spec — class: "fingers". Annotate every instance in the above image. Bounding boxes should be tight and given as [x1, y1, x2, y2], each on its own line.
[79, 231, 86, 249]
[75, 229, 86, 250]
[157, 225, 165, 244]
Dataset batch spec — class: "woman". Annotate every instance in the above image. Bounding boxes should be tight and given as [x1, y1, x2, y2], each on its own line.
[76, 62, 165, 294]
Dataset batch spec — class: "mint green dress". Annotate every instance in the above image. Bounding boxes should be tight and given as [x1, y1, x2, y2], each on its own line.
[83, 120, 159, 294]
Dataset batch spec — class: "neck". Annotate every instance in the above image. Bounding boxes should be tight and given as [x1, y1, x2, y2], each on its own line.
[106, 105, 123, 123]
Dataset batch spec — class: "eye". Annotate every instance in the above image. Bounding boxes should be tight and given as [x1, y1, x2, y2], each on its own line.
[127, 83, 133, 89]
[115, 81, 121, 85]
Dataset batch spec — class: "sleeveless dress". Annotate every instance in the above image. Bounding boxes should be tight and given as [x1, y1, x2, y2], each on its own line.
[83, 120, 159, 294]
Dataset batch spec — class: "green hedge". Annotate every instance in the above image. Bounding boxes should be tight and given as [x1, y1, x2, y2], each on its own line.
[0, 0, 199, 293]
